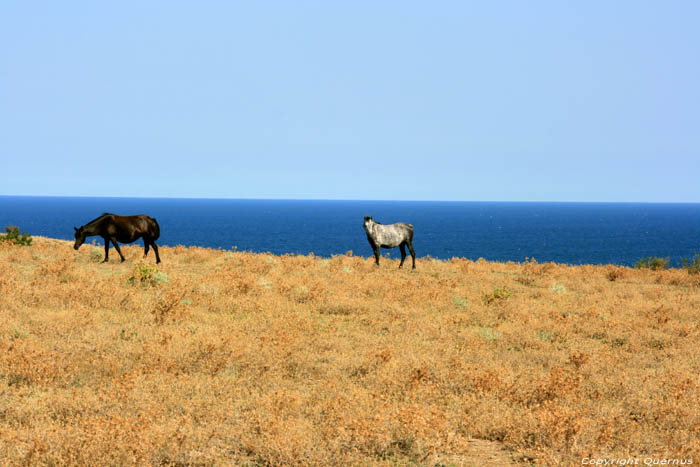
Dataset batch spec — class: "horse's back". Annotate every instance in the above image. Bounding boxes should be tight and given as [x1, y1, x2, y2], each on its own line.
[371, 222, 411, 248]
[108, 214, 160, 239]
[391, 222, 414, 235]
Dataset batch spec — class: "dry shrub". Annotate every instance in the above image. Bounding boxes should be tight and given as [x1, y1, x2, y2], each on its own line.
[151, 287, 188, 325]
[606, 265, 626, 281]
[516, 258, 539, 285]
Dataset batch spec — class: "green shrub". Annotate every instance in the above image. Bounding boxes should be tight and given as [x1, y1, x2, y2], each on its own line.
[549, 283, 567, 294]
[681, 253, 700, 275]
[536, 330, 553, 342]
[633, 256, 669, 271]
[0, 225, 32, 246]
[478, 327, 501, 342]
[89, 247, 103, 263]
[482, 286, 512, 305]
[127, 263, 169, 287]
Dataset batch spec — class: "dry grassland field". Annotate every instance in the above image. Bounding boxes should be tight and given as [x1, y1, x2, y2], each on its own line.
[0, 236, 699, 466]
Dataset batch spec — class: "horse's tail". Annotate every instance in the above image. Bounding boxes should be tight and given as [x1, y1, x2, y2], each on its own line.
[150, 217, 161, 241]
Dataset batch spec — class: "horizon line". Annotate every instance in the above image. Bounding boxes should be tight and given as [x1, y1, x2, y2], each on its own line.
[2, 194, 700, 205]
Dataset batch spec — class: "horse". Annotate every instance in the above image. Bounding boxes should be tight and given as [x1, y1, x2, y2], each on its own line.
[73, 213, 161, 264]
[363, 216, 416, 269]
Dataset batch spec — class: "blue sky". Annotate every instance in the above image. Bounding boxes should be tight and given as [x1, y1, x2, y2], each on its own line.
[2, 2, 698, 202]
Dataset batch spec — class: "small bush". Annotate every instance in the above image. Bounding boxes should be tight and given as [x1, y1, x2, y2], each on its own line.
[478, 327, 501, 342]
[89, 247, 103, 263]
[152, 289, 186, 325]
[0, 225, 32, 246]
[634, 256, 669, 271]
[127, 263, 169, 287]
[606, 265, 624, 282]
[516, 257, 539, 285]
[549, 283, 567, 294]
[536, 330, 553, 342]
[681, 253, 700, 275]
[482, 286, 512, 305]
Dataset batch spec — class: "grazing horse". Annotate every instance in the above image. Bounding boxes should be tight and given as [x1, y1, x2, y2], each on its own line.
[73, 213, 161, 263]
[363, 216, 416, 269]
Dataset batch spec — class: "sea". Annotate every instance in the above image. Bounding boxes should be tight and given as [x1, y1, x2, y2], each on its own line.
[1, 196, 699, 267]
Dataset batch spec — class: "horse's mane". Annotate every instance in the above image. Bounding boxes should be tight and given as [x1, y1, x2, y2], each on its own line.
[84, 212, 114, 227]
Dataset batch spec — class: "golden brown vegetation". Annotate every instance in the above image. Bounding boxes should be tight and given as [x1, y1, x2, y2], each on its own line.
[1, 237, 699, 465]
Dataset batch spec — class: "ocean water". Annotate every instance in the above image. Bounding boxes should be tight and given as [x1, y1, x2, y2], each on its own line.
[1, 196, 699, 266]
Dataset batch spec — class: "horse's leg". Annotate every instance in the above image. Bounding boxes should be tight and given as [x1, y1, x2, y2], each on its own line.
[399, 243, 407, 269]
[103, 237, 110, 263]
[407, 240, 416, 269]
[151, 241, 161, 264]
[110, 238, 126, 262]
[143, 238, 150, 258]
[373, 245, 381, 268]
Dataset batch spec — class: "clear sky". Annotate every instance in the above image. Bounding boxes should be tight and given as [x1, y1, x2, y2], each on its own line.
[2, 2, 699, 202]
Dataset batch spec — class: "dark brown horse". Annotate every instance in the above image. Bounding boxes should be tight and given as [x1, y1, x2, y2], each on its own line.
[74, 213, 161, 263]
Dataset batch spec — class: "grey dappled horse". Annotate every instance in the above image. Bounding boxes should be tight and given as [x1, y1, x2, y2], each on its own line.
[74, 213, 161, 264]
[363, 216, 416, 269]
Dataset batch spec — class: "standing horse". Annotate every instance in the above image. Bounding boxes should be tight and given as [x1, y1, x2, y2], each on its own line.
[363, 216, 416, 269]
[73, 213, 161, 263]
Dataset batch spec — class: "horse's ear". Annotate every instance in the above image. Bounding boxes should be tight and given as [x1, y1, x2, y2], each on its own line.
[74, 227, 78, 231]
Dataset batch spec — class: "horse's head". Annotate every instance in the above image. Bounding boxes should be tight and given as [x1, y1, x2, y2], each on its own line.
[363, 216, 374, 230]
[73, 227, 86, 250]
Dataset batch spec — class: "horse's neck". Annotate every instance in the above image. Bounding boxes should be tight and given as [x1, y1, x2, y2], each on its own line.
[369, 223, 383, 238]
[84, 217, 106, 236]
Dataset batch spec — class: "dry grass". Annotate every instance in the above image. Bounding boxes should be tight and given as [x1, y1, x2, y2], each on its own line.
[1, 237, 699, 465]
